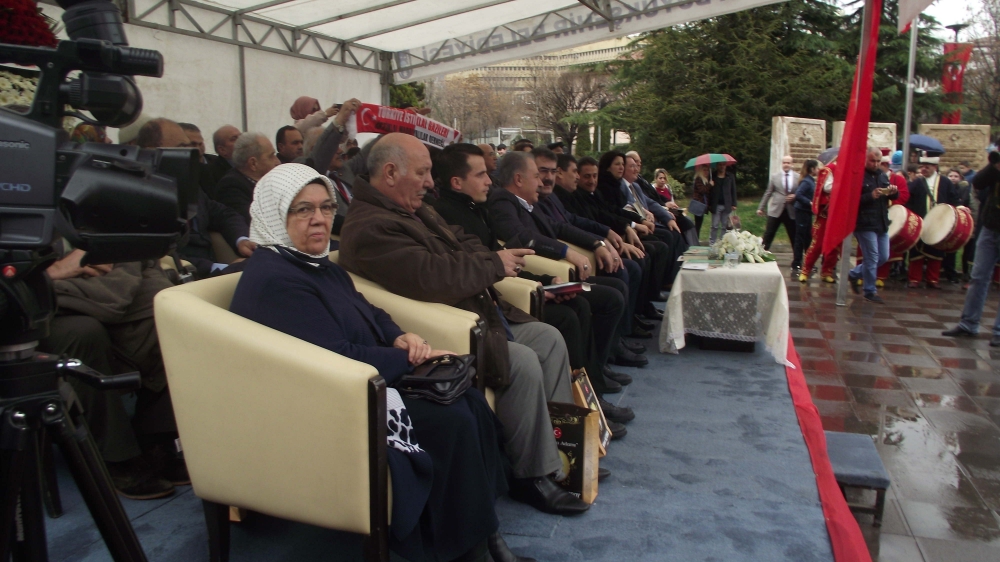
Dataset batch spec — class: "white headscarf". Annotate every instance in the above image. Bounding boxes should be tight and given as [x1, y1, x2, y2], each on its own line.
[249, 163, 336, 259]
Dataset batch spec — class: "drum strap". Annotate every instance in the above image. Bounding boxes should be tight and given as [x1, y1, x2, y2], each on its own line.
[927, 173, 940, 211]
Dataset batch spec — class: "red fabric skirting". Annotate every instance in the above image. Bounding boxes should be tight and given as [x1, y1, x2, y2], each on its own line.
[785, 339, 872, 562]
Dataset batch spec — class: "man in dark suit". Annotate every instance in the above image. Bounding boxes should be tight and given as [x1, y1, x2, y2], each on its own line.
[202, 125, 241, 198]
[489, 150, 649, 369]
[625, 150, 667, 205]
[215, 132, 280, 224]
[430, 144, 635, 424]
[275, 125, 304, 164]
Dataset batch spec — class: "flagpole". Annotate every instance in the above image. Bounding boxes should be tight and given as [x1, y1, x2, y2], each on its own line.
[901, 18, 918, 166]
[836, 0, 877, 306]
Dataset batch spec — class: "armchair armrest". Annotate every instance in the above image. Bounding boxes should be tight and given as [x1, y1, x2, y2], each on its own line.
[523, 254, 577, 282]
[209, 231, 239, 264]
[494, 277, 544, 320]
[563, 241, 597, 271]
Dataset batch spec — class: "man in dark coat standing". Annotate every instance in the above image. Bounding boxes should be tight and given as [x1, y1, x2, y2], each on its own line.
[944, 151, 1000, 346]
[847, 147, 896, 303]
[339, 133, 590, 516]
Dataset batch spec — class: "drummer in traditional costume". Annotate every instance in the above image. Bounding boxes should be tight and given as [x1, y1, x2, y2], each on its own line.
[907, 152, 960, 289]
[799, 149, 841, 283]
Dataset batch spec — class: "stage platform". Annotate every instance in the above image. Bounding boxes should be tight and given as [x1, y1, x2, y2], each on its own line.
[41, 321, 834, 562]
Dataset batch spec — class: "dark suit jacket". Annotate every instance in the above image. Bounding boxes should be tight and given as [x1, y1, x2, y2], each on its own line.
[432, 188, 553, 285]
[487, 187, 600, 260]
[179, 190, 249, 278]
[561, 186, 632, 235]
[537, 192, 609, 238]
[215, 169, 257, 225]
[201, 155, 231, 200]
[637, 176, 666, 205]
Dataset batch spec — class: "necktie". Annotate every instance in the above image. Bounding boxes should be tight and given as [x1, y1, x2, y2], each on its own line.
[784, 172, 789, 193]
[333, 177, 351, 204]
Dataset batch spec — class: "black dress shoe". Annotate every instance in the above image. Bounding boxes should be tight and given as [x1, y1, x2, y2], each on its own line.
[942, 326, 977, 338]
[602, 375, 622, 394]
[608, 420, 628, 440]
[848, 272, 861, 294]
[641, 306, 664, 320]
[621, 338, 646, 354]
[603, 366, 632, 386]
[633, 316, 655, 331]
[599, 397, 635, 423]
[991, 335, 1000, 347]
[628, 325, 653, 339]
[598, 467, 611, 481]
[612, 346, 648, 367]
[488, 533, 536, 562]
[509, 476, 590, 515]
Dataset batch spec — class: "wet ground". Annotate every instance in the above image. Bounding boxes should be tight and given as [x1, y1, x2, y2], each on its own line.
[784, 256, 1000, 562]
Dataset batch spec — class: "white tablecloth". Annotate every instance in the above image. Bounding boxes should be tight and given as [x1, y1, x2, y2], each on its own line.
[658, 261, 792, 367]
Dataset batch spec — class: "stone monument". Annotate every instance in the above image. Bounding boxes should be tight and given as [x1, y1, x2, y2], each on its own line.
[917, 124, 991, 170]
[831, 121, 897, 153]
[770, 116, 826, 180]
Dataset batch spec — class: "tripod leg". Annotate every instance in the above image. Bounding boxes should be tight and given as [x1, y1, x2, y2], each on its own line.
[45, 402, 148, 562]
[0, 409, 47, 561]
[202, 500, 230, 562]
[38, 427, 63, 518]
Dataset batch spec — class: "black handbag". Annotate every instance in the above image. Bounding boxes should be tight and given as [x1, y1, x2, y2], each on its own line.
[399, 354, 476, 405]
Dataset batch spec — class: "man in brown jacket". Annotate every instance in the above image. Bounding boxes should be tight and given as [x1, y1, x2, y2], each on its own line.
[339, 133, 589, 516]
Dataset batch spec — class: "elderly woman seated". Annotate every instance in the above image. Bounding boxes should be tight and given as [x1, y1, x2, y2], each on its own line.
[229, 164, 533, 562]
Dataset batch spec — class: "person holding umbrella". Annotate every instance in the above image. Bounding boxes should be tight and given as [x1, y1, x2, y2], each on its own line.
[710, 161, 738, 245]
[690, 164, 712, 242]
[684, 154, 737, 244]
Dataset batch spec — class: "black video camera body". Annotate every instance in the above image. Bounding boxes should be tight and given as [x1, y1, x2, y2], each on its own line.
[0, 0, 198, 342]
[0, 0, 197, 263]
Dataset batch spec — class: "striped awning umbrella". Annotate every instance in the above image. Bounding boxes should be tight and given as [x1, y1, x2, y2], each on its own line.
[684, 153, 737, 169]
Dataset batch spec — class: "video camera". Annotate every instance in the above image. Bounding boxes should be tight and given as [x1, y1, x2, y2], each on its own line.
[0, 0, 197, 344]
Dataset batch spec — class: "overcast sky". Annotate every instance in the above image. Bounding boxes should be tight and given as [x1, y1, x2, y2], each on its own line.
[922, 0, 978, 40]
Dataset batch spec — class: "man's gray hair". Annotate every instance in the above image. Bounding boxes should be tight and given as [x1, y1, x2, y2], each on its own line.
[625, 150, 640, 160]
[867, 146, 882, 156]
[233, 132, 268, 169]
[496, 150, 532, 188]
[367, 138, 408, 178]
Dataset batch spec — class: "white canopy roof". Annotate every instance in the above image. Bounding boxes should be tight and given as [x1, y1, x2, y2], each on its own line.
[125, 0, 787, 82]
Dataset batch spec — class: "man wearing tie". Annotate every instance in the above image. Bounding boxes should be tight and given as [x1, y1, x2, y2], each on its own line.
[758, 155, 800, 255]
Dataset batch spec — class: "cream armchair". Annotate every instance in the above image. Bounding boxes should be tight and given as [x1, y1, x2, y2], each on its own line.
[518, 241, 596, 283]
[155, 271, 489, 562]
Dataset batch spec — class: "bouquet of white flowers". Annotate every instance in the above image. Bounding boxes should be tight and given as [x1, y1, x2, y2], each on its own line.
[711, 230, 776, 264]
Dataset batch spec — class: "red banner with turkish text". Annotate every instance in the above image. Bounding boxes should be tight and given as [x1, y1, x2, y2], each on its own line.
[942, 43, 973, 124]
[346, 103, 462, 148]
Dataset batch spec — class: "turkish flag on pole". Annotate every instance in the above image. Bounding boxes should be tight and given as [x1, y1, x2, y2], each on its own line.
[898, 0, 934, 32]
[822, 0, 883, 257]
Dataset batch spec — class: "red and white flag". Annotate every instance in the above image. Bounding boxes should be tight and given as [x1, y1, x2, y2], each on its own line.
[898, 0, 935, 32]
[346, 103, 462, 148]
[822, 0, 883, 257]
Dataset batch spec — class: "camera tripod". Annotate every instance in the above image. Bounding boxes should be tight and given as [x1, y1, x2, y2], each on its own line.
[0, 343, 149, 562]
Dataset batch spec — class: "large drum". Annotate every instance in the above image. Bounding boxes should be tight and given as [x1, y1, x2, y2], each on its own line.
[887, 205, 922, 255]
[920, 204, 974, 252]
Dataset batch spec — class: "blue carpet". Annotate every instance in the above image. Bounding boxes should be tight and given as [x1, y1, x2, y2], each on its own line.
[41, 322, 833, 562]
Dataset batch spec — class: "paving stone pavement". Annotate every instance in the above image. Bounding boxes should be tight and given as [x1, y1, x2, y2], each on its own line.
[780, 252, 1000, 562]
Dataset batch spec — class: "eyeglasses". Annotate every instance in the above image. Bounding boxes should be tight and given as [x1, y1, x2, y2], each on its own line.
[288, 202, 336, 219]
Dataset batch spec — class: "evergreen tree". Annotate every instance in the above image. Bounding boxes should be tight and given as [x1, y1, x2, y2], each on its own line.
[576, 122, 592, 155]
[606, 0, 943, 193]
